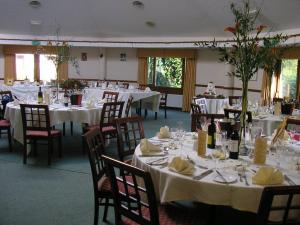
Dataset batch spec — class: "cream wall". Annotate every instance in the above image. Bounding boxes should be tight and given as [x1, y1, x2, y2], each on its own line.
[0, 45, 4, 79]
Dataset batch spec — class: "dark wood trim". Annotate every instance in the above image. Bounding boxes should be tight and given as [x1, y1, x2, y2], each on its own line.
[195, 84, 261, 93]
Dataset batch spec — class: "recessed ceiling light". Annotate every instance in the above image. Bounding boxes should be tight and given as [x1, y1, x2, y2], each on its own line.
[132, 1, 144, 9]
[29, 0, 41, 8]
[145, 21, 155, 28]
[30, 19, 42, 25]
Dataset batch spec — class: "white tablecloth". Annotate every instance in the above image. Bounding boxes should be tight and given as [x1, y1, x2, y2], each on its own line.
[252, 114, 283, 136]
[195, 98, 229, 114]
[132, 134, 300, 214]
[4, 102, 103, 144]
[84, 87, 161, 112]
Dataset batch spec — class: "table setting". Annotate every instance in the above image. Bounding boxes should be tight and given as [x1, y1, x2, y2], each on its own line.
[132, 124, 300, 215]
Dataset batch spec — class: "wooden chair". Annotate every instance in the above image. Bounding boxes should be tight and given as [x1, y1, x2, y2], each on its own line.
[273, 97, 284, 103]
[102, 155, 200, 225]
[194, 98, 208, 114]
[125, 95, 134, 117]
[102, 91, 119, 102]
[256, 185, 300, 225]
[138, 84, 147, 90]
[0, 91, 13, 152]
[191, 103, 202, 114]
[20, 104, 62, 165]
[114, 116, 145, 162]
[191, 113, 224, 132]
[83, 128, 115, 224]
[155, 93, 168, 119]
[224, 108, 252, 123]
[286, 118, 300, 129]
[123, 82, 129, 89]
[229, 96, 242, 106]
[83, 101, 124, 147]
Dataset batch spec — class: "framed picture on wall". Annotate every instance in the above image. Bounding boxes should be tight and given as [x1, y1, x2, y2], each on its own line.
[120, 53, 126, 61]
[81, 53, 87, 61]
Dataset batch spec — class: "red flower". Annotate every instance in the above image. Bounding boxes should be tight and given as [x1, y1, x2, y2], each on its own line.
[256, 25, 267, 32]
[224, 26, 236, 33]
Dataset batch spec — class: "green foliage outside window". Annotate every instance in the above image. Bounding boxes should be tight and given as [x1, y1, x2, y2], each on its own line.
[147, 57, 183, 88]
[281, 59, 298, 99]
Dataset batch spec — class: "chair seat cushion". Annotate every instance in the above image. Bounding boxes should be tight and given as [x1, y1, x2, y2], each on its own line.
[98, 175, 135, 195]
[0, 119, 10, 127]
[122, 204, 200, 225]
[86, 125, 116, 133]
[26, 130, 61, 137]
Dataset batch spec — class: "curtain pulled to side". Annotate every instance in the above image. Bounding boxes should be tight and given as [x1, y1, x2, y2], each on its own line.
[260, 70, 270, 106]
[4, 54, 16, 84]
[273, 60, 282, 98]
[137, 57, 147, 85]
[296, 59, 300, 103]
[182, 58, 196, 112]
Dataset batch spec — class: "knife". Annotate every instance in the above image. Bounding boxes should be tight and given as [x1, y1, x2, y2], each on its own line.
[139, 154, 166, 157]
[193, 169, 213, 180]
[284, 174, 296, 185]
[216, 170, 228, 183]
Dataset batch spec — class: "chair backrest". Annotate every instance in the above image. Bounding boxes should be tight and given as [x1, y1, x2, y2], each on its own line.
[229, 96, 242, 106]
[0, 91, 13, 118]
[20, 104, 51, 136]
[286, 118, 300, 129]
[223, 108, 252, 123]
[100, 101, 124, 128]
[160, 93, 167, 106]
[191, 113, 224, 132]
[191, 103, 202, 114]
[138, 84, 147, 90]
[102, 91, 119, 102]
[273, 97, 284, 103]
[194, 98, 208, 114]
[125, 95, 134, 117]
[83, 128, 107, 197]
[102, 155, 159, 225]
[114, 116, 145, 161]
[123, 82, 129, 89]
[257, 185, 300, 225]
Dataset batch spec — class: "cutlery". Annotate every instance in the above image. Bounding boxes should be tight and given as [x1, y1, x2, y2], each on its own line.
[193, 169, 213, 180]
[216, 170, 227, 183]
[187, 155, 208, 169]
[243, 174, 249, 186]
[147, 157, 168, 165]
[284, 174, 296, 185]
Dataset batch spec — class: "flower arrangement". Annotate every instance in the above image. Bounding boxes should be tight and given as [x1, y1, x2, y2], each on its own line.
[60, 79, 85, 91]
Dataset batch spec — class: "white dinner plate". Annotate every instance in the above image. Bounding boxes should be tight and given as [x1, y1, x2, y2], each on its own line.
[213, 173, 237, 184]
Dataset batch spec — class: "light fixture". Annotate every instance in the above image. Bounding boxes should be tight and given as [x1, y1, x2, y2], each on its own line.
[30, 19, 42, 25]
[29, 0, 41, 8]
[145, 21, 155, 28]
[132, 1, 144, 9]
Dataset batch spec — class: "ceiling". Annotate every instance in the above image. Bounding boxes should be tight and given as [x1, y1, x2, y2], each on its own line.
[0, 0, 300, 43]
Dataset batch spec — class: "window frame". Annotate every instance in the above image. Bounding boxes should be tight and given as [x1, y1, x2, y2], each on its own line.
[147, 57, 185, 95]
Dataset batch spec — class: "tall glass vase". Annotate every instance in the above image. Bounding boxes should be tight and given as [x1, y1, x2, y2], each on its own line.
[239, 80, 249, 155]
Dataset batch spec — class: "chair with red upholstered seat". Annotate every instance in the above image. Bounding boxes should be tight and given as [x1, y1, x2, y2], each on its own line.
[102, 91, 119, 102]
[114, 116, 145, 162]
[102, 155, 201, 225]
[0, 91, 13, 152]
[125, 95, 134, 117]
[20, 104, 62, 165]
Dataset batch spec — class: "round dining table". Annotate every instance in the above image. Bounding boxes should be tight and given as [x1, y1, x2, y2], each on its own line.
[132, 133, 300, 217]
[4, 102, 103, 144]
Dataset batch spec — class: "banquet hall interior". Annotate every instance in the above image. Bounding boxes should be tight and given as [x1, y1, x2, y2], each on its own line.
[1, 0, 300, 225]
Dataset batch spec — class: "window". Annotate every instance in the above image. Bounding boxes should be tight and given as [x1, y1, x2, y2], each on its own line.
[280, 59, 298, 99]
[147, 57, 185, 90]
[16, 54, 34, 82]
[39, 54, 57, 82]
[15, 53, 57, 82]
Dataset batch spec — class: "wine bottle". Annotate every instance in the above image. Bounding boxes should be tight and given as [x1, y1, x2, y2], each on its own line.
[37, 86, 43, 104]
[229, 125, 239, 159]
[64, 90, 69, 107]
[207, 116, 216, 149]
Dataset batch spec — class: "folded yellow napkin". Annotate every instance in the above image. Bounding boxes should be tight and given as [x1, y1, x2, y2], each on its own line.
[271, 117, 288, 145]
[212, 150, 226, 160]
[197, 130, 207, 157]
[253, 137, 268, 165]
[157, 126, 171, 139]
[140, 139, 162, 155]
[168, 157, 195, 175]
[252, 167, 283, 185]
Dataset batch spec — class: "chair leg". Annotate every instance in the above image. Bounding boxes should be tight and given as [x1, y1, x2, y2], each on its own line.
[94, 199, 99, 225]
[58, 136, 62, 157]
[63, 123, 66, 136]
[7, 128, 12, 152]
[48, 139, 53, 166]
[70, 121, 73, 136]
[102, 198, 109, 222]
[164, 106, 167, 119]
[33, 139, 37, 156]
[23, 140, 27, 164]
[155, 112, 157, 120]
[144, 109, 148, 118]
